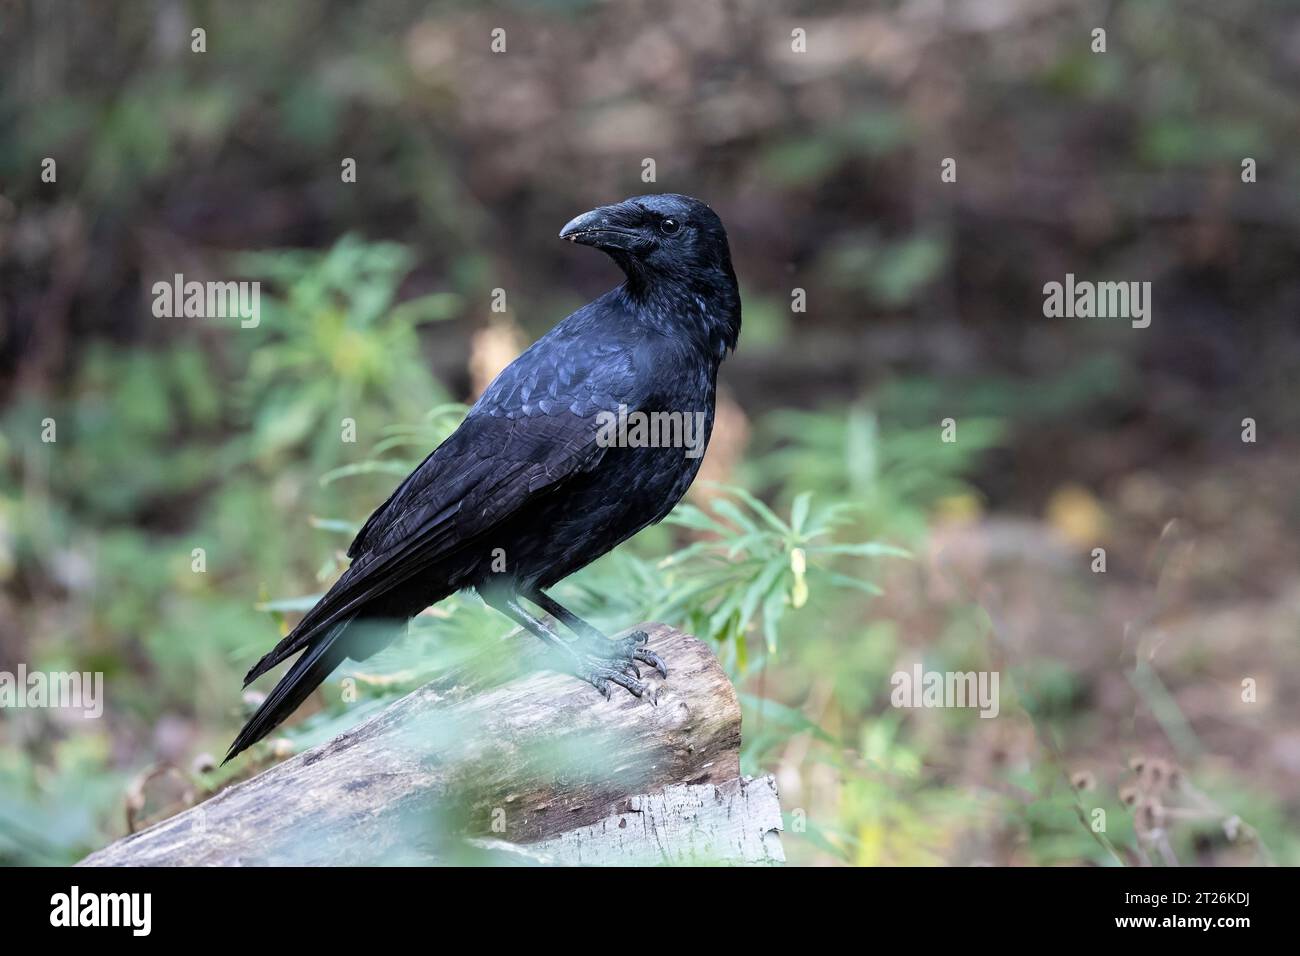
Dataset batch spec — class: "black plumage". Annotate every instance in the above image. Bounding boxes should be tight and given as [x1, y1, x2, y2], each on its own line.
[226, 193, 741, 762]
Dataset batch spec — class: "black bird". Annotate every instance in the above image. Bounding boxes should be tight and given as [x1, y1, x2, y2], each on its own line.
[225, 194, 741, 763]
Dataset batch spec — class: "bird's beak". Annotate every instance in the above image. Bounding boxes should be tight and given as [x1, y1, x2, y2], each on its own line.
[558, 204, 645, 253]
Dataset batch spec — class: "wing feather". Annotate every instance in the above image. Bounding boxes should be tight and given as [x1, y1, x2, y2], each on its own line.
[243, 409, 606, 684]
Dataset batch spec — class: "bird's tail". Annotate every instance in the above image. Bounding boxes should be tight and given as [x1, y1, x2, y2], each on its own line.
[223, 617, 352, 765]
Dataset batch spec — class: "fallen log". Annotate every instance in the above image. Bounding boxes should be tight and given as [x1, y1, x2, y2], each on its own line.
[80, 623, 784, 866]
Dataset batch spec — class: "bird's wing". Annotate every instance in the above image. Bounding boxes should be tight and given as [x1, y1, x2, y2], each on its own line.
[244, 408, 610, 685]
[349, 317, 638, 559]
[244, 318, 649, 686]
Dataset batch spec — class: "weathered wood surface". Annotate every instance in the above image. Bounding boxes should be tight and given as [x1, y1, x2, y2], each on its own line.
[81, 623, 780, 866]
[527, 775, 784, 865]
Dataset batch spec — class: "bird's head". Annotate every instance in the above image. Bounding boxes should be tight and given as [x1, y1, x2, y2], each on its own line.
[560, 193, 735, 286]
[559, 193, 741, 357]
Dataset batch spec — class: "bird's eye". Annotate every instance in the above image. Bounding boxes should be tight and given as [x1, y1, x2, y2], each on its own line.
[658, 218, 680, 236]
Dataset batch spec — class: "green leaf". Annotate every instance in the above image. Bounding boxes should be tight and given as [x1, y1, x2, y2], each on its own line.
[309, 516, 360, 535]
[712, 483, 790, 534]
[256, 594, 324, 612]
[663, 505, 729, 535]
[318, 460, 413, 485]
[709, 498, 761, 536]
[812, 542, 912, 559]
[739, 559, 787, 633]
[761, 588, 787, 654]
[741, 693, 837, 745]
[825, 572, 883, 596]
[789, 491, 813, 536]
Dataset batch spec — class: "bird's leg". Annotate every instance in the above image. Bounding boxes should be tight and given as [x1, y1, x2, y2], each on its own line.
[526, 588, 667, 679]
[482, 589, 652, 700]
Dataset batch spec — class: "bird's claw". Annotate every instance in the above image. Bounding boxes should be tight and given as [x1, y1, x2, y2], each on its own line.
[580, 658, 656, 703]
[569, 629, 665, 702]
[633, 647, 668, 678]
[611, 629, 667, 677]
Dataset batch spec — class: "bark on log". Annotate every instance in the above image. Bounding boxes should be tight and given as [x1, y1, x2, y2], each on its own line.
[524, 775, 784, 865]
[80, 623, 782, 866]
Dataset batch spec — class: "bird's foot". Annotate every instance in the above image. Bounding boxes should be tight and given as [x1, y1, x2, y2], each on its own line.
[577, 657, 655, 702]
[595, 629, 669, 678]
[574, 631, 667, 702]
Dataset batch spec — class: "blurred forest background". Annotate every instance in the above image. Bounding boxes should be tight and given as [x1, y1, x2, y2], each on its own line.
[2, 0, 1299, 865]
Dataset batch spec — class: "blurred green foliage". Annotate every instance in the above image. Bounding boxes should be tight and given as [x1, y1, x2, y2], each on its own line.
[3, 229, 1295, 867]
[3, 0, 1299, 866]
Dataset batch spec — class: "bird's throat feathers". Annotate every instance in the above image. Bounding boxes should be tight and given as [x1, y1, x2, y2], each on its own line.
[618, 267, 741, 363]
